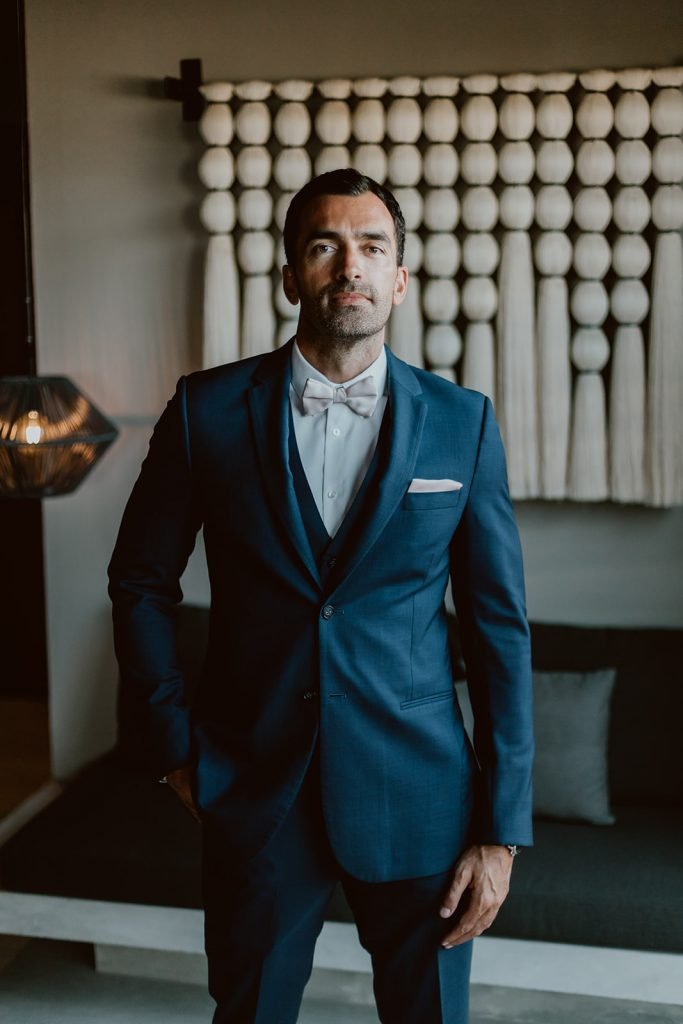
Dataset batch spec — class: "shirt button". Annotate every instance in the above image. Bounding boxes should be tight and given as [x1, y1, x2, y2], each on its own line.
[332, 427, 341, 437]
[322, 604, 335, 620]
[327, 489, 337, 499]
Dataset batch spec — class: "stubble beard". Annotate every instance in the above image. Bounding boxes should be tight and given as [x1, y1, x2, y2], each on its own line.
[308, 284, 393, 350]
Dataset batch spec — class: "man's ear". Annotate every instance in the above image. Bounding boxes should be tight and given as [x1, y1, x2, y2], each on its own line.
[282, 265, 300, 306]
[392, 265, 409, 308]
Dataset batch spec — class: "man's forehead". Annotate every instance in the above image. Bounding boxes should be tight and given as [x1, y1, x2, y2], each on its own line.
[298, 192, 397, 245]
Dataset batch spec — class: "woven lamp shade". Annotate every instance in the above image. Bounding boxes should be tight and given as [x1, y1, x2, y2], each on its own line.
[0, 377, 118, 498]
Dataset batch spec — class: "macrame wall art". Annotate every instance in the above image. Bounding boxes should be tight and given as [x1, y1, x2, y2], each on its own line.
[193, 68, 683, 506]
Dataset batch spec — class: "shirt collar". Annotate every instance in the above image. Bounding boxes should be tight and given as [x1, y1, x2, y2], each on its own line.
[290, 339, 388, 403]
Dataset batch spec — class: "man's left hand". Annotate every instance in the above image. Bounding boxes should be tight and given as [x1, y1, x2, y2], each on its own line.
[439, 844, 514, 947]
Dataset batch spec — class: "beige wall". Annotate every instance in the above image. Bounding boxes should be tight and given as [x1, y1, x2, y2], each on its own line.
[25, 0, 683, 777]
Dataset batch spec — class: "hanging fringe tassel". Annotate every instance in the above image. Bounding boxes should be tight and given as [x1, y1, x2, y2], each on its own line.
[537, 277, 571, 498]
[568, 371, 608, 500]
[388, 280, 424, 367]
[462, 323, 495, 402]
[647, 232, 683, 506]
[203, 234, 240, 369]
[241, 276, 276, 359]
[496, 232, 539, 498]
[609, 325, 646, 502]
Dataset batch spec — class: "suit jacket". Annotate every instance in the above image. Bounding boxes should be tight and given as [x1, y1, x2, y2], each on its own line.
[108, 339, 534, 882]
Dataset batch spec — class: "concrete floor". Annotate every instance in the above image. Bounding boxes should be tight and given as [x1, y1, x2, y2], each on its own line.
[1, 936, 682, 1023]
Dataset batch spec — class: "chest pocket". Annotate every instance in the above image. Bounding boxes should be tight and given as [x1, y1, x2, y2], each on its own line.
[401, 489, 463, 511]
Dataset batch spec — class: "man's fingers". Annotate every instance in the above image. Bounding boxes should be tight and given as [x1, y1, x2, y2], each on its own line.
[441, 892, 503, 947]
[439, 865, 472, 918]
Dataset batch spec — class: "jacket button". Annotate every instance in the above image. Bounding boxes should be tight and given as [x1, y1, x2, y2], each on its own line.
[322, 604, 335, 620]
[302, 690, 318, 701]
[327, 556, 337, 569]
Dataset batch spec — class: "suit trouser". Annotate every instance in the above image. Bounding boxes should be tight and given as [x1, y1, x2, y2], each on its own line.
[201, 747, 473, 1024]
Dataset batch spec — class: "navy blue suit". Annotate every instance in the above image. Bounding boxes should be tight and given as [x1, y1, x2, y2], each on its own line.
[108, 339, 533, 1022]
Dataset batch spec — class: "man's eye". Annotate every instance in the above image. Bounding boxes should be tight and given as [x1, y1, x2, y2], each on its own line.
[367, 246, 385, 255]
[312, 243, 334, 255]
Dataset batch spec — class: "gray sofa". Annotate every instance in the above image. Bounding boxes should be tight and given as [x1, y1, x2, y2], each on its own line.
[2, 606, 682, 955]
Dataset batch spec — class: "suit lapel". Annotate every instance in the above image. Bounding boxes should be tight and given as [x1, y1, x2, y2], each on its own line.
[332, 347, 427, 590]
[247, 340, 322, 591]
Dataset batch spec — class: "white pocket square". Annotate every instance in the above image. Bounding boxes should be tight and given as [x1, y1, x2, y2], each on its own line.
[408, 478, 463, 493]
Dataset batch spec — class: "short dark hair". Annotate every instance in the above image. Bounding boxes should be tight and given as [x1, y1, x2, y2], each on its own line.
[283, 168, 406, 267]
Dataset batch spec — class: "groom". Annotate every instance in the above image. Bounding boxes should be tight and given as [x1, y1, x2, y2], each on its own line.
[108, 168, 534, 1023]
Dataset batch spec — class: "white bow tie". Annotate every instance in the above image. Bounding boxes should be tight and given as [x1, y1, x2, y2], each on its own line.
[301, 376, 379, 418]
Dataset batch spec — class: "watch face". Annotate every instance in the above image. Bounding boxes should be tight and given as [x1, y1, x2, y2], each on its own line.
[507, 845, 519, 857]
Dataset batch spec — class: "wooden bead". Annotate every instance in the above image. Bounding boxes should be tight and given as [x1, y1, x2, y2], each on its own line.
[463, 232, 500, 275]
[460, 95, 497, 141]
[199, 103, 233, 145]
[318, 79, 352, 99]
[424, 233, 461, 277]
[460, 143, 497, 185]
[652, 68, 683, 88]
[352, 78, 388, 98]
[615, 68, 652, 90]
[462, 276, 497, 321]
[536, 140, 573, 183]
[387, 97, 422, 143]
[573, 233, 611, 280]
[498, 141, 535, 184]
[535, 93, 573, 139]
[387, 145, 422, 186]
[424, 189, 460, 231]
[236, 146, 272, 187]
[237, 231, 274, 274]
[535, 185, 573, 230]
[498, 93, 535, 140]
[576, 93, 614, 138]
[388, 76, 422, 97]
[274, 192, 295, 233]
[352, 99, 385, 143]
[403, 232, 423, 272]
[578, 70, 617, 91]
[425, 325, 462, 366]
[423, 76, 460, 97]
[200, 82, 233, 102]
[234, 81, 271, 100]
[461, 74, 498, 94]
[534, 231, 572, 277]
[234, 102, 271, 145]
[461, 186, 498, 232]
[315, 147, 350, 175]
[612, 186, 651, 233]
[499, 186, 535, 230]
[315, 101, 351, 144]
[651, 184, 683, 231]
[423, 98, 458, 142]
[536, 72, 576, 92]
[614, 91, 650, 138]
[423, 279, 459, 322]
[612, 234, 651, 278]
[274, 148, 312, 190]
[393, 188, 422, 230]
[573, 187, 612, 232]
[423, 145, 459, 186]
[274, 80, 314, 101]
[237, 189, 273, 230]
[650, 88, 683, 135]
[571, 282, 609, 326]
[614, 139, 652, 185]
[198, 147, 234, 190]
[610, 279, 650, 324]
[200, 191, 235, 233]
[273, 102, 311, 146]
[571, 327, 610, 370]
[500, 72, 537, 93]
[652, 136, 683, 183]
[351, 144, 387, 183]
[576, 140, 615, 186]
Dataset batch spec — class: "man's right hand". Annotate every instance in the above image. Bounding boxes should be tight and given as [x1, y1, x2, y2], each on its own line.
[165, 767, 201, 822]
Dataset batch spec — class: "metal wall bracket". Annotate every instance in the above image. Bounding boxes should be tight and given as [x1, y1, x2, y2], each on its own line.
[163, 58, 205, 122]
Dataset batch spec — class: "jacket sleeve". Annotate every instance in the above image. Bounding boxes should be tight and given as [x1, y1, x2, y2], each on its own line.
[449, 396, 534, 846]
[107, 376, 203, 778]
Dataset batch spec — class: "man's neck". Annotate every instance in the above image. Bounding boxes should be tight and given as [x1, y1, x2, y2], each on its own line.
[295, 331, 385, 384]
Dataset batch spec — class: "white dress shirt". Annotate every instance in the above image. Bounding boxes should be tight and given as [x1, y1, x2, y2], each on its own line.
[289, 340, 388, 537]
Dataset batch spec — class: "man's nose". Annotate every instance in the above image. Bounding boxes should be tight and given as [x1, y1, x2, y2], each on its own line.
[335, 246, 362, 280]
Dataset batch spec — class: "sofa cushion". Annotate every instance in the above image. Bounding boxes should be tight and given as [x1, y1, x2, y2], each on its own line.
[532, 668, 616, 825]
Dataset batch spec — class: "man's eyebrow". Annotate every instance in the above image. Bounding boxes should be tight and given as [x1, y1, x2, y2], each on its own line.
[304, 228, 394, 247]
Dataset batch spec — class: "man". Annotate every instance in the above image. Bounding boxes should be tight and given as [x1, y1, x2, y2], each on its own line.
[108, 168, 534, 1024]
